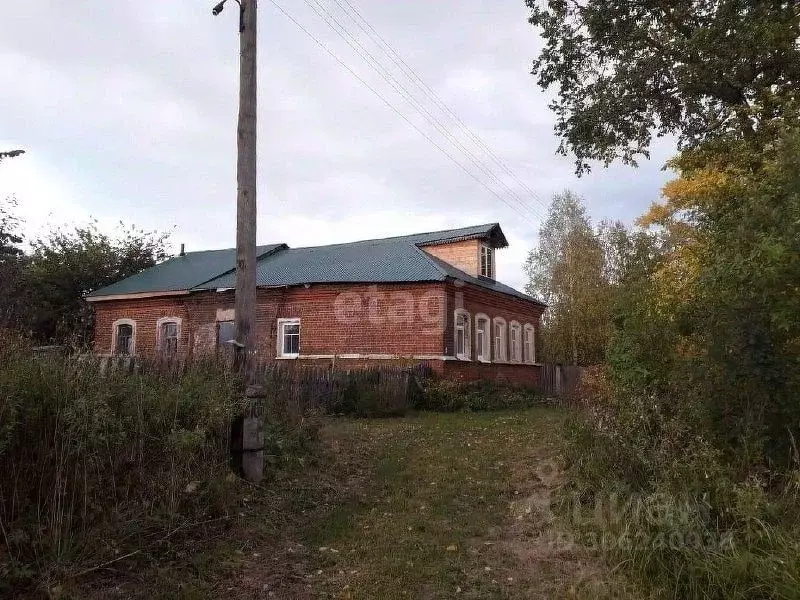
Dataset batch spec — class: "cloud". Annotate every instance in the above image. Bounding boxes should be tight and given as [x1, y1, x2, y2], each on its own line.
[0, 0, 675, 293]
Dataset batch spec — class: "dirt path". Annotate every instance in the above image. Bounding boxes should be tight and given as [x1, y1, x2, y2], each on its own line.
[85, 409, 613, 599]
[239, 408, 611, 599]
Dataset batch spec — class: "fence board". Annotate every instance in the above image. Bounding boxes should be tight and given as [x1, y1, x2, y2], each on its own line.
[539, 363, 584, 398]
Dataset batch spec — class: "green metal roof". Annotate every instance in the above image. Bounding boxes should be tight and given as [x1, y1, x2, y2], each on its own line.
[88, 224, 544, 305]
[87, 244, 285, 297]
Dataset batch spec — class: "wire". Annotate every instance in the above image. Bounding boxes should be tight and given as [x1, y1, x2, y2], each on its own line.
[266, 0, 539, 225]
[300, 0, 544, 222]
[330, 0, 550, 216]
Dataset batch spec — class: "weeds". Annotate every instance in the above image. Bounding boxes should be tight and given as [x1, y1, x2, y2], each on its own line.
[418, 377, 546, 412]
[0, 334, 242, 595]
[563, 367, 800, 599]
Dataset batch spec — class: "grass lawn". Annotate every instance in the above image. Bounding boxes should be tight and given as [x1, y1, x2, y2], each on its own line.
[81, 408, 618, 599]
[301, 408, 595, 599]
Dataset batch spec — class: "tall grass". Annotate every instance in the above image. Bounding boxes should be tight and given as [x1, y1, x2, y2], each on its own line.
[562, 367, 800, 599]
[0, 332, 243, 593]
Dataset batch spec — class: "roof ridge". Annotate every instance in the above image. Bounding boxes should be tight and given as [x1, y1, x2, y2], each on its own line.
[285, 223, 501, 250]
[168, 243, 283, 258]
[168, 225, 500, 257]
[190, 243, 288, 290]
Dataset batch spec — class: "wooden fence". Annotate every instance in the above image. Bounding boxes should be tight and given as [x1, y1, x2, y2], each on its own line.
[251, 362, 431, 417]
[72, 354, 432, 417]
[71, 353, 579, 406]
[539, 363, 584, 399]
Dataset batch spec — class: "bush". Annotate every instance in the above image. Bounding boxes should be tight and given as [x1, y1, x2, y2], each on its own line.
[0, 335, 260, 594]
[563, 375, 800, 599]
[418, 377, 545, 412]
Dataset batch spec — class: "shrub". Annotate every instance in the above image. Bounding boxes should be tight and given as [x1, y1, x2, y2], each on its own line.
[563, 376, 800, 598]
[0, 338, 243, 593]
[418, 377, 544, 412]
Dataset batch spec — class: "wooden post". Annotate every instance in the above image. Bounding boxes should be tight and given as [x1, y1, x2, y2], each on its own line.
[216, 0, 262, 482]
[234, 0, 258, 376]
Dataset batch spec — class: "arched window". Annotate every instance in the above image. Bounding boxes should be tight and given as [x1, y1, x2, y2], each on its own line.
[112, 319, 136, 356]
[474, 313, 490, 362]
[509, 321, 522, 363]
[454, 309, 471, 360]
[157, 317, 181, 355]
[492, 317, 507, 362]
[523, 324, 536, 364]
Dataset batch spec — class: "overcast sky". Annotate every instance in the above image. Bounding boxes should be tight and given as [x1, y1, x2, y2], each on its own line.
[0, 0, 674, 291]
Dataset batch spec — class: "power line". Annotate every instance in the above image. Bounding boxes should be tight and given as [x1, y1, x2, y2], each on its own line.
[300, 0, 544, 222]
[330, 0, 550, 216]
[266, 0, 539, 224]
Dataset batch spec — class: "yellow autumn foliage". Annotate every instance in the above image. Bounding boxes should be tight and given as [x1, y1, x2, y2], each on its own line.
[637, 164, 735, 317]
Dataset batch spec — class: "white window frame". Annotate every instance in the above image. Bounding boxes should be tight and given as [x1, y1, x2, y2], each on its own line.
[454, 309, 471, 360]
[479, 244, 494, 278]
[492, 317, 507, 363]
[523, 323, 536, 364]
[277, 318, 301, 358]
[156, 317, 181, 355]
[111, 318, 136, 356]
[474, 313, 491, 362]
[509, 321, 522, 363]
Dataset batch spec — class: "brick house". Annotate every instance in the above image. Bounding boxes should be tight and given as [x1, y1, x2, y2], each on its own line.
[87, 224, 546, 385]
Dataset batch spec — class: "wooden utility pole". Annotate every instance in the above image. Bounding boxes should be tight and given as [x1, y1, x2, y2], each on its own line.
[215, 0, 263, 482]
[234, 0, 257, 373]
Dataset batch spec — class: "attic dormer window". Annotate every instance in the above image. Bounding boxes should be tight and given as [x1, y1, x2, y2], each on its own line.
[480, 245, 494, 278]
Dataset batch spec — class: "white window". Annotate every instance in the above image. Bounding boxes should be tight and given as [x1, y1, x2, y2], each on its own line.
[480, 244, 494, 278]
[277, 318, 301, 358]
[475, 313, 490, 362]
[454, 309, 471, 360]
[523, 324, 536, 364]
[510, 321, 522, 363]
[157, 317, 181, 355]
[493, 317, 507, 362]
[112, 319, 136, 356]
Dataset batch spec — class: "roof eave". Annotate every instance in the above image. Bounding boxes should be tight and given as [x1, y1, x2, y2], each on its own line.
[86, 289, 191, 303]
[447, 277, 547, 307]
[416, 223, 509, 249]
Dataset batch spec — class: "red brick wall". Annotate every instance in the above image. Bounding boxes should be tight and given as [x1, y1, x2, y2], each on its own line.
[93, 283, 448, 360]
[420, 240, 480, 276]
[442, 281, 544, 357]
[91, 280, 544, 386]
[442, 361, 541, 386]
[94, 296, 191, 356]
[440, 280, 545, 386]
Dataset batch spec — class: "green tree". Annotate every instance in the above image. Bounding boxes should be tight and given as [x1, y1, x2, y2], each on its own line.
[0, 149, 24, 161]
[526, 0, 800, 172]
[525, 191, 610, 365]
[0, 152, 29, 330]
[0, 149, 25, 256]
[676, 133, 800, 468]
[0, 198, 30, 330]
[26, 222, 170, 345]
[597, 219, 661, 287]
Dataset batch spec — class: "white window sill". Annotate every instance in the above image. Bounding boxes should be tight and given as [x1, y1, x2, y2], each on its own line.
[276, 354, 299, 359]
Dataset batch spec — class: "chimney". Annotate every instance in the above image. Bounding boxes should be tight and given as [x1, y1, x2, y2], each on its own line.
[179, 243, 185, 257]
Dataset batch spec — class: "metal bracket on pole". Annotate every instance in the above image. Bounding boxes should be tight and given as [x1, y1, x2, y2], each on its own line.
[212, 0, 245, 32]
